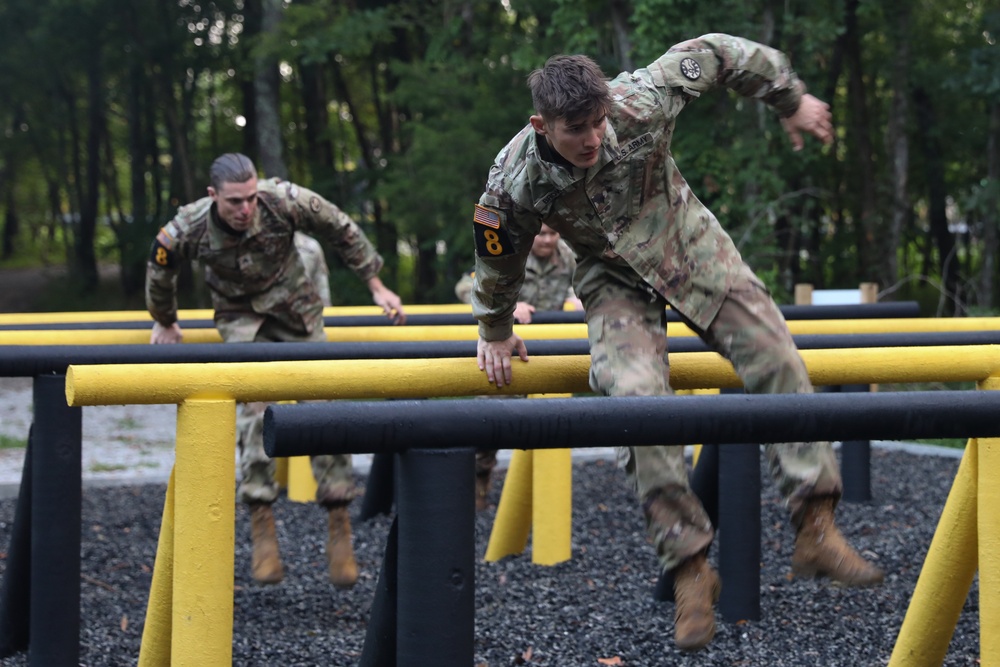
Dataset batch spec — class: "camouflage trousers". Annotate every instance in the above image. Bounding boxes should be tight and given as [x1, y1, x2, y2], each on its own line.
[583, 262, 841, 572]
[236, 401, 356, 506]
[226, 315, 356, 507]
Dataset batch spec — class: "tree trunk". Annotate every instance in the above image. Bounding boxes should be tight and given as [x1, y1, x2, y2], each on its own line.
[75, 53, 103, 290]
[3, 186, 18, 261]
[885, 2, 911, 291]
[301, 62, 334, 171]
[913, 86, 960, 315]
[254, 0, 288, 180]
[982, 101, 1000, 309]
[608, 0, 634, 72]
[119, 53, 150, 297]
[844, 0, 879, 280]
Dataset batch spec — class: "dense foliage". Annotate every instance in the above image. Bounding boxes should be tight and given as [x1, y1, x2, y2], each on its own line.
[0, 0, 997, 313]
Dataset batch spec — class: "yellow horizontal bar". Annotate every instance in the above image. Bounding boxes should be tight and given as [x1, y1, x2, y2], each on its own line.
[66, 345, 1000, 407]
[6, 316, 1000, 347]
[0, 303, 476, 325]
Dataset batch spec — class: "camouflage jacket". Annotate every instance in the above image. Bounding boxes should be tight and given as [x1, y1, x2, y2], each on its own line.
[146, 178, 383, 342]
[470, 34, 804, 340]
[455, 238, 577, 310]
[294, 232, 332, 307]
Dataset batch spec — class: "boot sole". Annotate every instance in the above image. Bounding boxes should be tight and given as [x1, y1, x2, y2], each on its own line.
[791, 562, 884, 587]
[676, 625, 716, 653]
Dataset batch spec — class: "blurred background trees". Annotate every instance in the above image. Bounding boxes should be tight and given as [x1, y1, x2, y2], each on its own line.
[0, 0, 996, 314]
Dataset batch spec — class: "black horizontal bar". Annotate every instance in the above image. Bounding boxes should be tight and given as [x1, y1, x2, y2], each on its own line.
[264, 390, 998, 458]
[1, 329, 999, 377]
[0, 301, 921, 330]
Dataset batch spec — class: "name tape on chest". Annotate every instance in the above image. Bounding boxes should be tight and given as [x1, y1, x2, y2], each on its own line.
[618, 133, 654, 160]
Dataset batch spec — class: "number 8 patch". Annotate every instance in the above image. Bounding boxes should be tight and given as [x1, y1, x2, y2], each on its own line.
[473, 204, 515, 257]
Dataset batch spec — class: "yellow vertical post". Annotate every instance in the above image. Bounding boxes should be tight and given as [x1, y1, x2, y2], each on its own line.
[531, 448, 572, 565]
[286, 456, 318, 502]
[979, 376, 1000, 665]
[484, 450, 534, 561]
[137, 469, 176, 667]
[888, 441, 978, 666]
[274, 458, 289, 489]
[172, 398, 236, 667]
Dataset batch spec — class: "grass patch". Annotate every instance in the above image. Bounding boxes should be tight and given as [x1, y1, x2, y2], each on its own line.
[115, 416, 141, 430]
[912, 438, 967, 449]
[89, 462, 129, 473]
[0, 434, 26, 449]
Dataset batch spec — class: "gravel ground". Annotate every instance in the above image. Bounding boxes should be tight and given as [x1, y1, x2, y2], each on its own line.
[0, 438, 982, 666]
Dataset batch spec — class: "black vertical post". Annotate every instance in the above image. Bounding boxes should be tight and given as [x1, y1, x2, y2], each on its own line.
[359, 452, 395, 521]
[29, 374, 82, 667]
[839, 384, 872, 503]
[689, 443, 720, 528]
[395, 448, 475, 667]
[654, 443, 720, 602]
[717, 442, 761, 622]
[0, 428, 34, 657]
[359, 516, 399, 667]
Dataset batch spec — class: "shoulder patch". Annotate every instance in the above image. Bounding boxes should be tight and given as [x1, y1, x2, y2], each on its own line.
[473, 204, 501, 229]
[309, 196, 322, 213]
[475, 224, 515, 258]
[150, 228, 177, 269]
[155, 226, 175, 251]
[679, 57, 701, 81]
[472, 205, 514, 257]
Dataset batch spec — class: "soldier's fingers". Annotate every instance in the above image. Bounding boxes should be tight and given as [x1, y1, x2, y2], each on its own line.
[484, 350, 500, 385]
[501, 355, 513, 386]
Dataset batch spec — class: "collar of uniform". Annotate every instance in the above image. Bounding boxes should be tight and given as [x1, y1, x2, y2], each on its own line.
[206, 201, 265, 249]
[526, 131, 581, 192]
[585, 122, 620, 182]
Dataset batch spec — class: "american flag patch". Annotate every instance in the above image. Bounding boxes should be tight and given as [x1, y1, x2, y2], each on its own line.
[155, 228, 175, 249]
[473, 204, 501, 229]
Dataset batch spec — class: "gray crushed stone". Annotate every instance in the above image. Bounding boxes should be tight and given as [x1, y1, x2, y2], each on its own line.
[0, 447, 982, 666]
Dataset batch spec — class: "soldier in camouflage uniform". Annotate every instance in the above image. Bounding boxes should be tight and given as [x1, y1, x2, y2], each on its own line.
[468, 35, 883, 651]
[456, 223, 583, 510]
[146, 153, 406, 589]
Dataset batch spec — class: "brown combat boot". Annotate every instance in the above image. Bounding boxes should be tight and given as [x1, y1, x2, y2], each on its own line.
[249, 503, 284, 585]
[475, 471, 492, 512]
[671, 553, 721, 652]
[791, 497, 884, 587]
[327, 506, 359, 588]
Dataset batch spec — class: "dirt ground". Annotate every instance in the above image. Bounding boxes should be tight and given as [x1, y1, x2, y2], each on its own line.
[0, 265, 71, 313]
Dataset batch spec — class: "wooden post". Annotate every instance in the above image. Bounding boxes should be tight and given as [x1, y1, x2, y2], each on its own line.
[794, 283, 814, 306]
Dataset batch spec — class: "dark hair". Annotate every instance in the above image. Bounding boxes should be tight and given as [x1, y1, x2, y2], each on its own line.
[209, 153, 257, 190]
[527, 54, 611, 122]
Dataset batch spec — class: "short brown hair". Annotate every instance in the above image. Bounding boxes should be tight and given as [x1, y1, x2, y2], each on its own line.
[209, 153, 256, 190]
[527, 55, 611, 122]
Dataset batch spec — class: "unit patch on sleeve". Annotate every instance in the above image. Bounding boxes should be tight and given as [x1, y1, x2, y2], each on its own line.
[151, 227, 177, 268]
[473, 204, 514, 257]
[679, 57, 702, 81]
